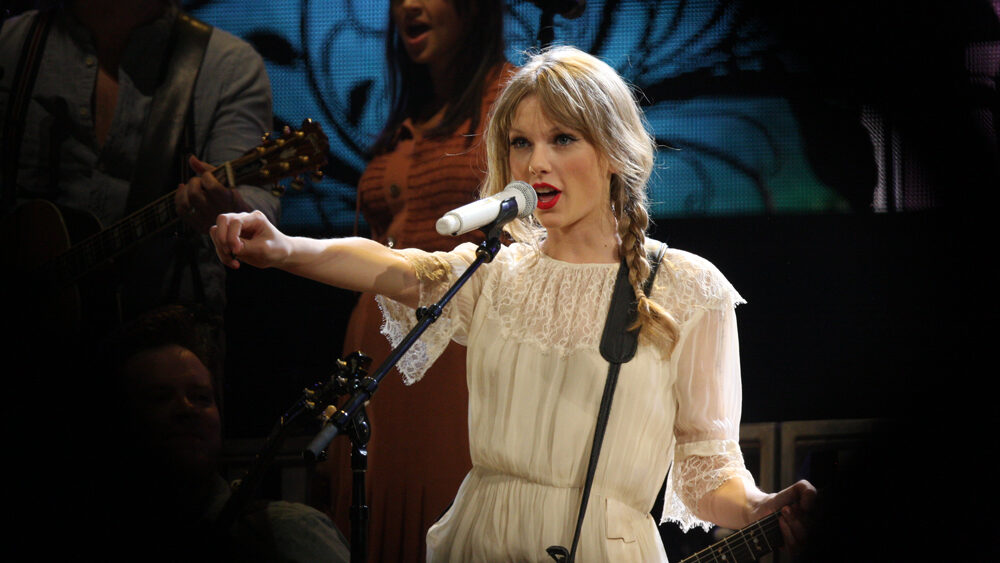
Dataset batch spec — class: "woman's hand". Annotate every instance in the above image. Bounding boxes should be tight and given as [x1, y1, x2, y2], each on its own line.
[748, 479, 817, 555]
[209, 210, 291, 270]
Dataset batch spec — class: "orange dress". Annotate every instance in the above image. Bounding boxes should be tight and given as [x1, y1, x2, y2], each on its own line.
[316, 63, 513, 562]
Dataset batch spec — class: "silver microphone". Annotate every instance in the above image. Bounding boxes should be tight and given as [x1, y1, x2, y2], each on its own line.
[435, 181, 537, 236]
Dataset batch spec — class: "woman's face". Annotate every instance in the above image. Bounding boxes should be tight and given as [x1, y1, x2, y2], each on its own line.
[507, 95, 615, 236]
[392, 0, 462, 69]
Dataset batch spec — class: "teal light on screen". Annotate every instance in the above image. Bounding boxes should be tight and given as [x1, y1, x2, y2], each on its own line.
[183, 0, 860, 235]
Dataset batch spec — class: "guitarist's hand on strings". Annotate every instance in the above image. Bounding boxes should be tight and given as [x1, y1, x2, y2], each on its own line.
[177, 155, 252, 234]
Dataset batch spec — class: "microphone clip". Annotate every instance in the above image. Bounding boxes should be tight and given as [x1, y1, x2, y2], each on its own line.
[477, 196, 518, 253]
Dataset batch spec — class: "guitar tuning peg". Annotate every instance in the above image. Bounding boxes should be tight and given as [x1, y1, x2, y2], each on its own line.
[311, 170, 324, 182]
[262, 131, 272, 142]
[291, 178, 305, 191]
[271, 184, 286, 197]
[283, 125, 292, 136]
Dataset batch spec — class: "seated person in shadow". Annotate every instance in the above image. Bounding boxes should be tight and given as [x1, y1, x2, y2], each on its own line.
[85, 304, 349, 562]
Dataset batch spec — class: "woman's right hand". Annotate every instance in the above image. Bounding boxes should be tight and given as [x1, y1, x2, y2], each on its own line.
[210, 210, 292, 270]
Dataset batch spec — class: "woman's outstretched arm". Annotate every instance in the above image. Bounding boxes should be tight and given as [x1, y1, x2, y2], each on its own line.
[210, 211, 421, 308]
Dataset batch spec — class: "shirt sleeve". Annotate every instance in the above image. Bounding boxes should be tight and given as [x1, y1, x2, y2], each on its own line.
[193, 27, 280, 224]
[375, 242, 482, 384]
[660, 269, 754, 531]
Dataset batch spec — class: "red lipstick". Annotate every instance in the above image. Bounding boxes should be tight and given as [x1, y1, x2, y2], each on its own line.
[533, 183, 562, 210]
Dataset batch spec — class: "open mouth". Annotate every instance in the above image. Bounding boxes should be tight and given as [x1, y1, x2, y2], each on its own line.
[403, 21, 431, 41]
[533, 183, 562, 210]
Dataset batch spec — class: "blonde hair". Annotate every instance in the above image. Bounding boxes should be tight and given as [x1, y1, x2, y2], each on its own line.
[482, 46, 680, 355]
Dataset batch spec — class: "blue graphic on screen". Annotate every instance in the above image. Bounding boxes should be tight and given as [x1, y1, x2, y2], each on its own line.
[182, 0, 864, 235]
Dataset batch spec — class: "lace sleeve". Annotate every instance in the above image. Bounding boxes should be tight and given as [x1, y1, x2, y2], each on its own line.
[662, 441, 755, 532]
[658, 255, 752, 530]
[375, 244, 480, 385]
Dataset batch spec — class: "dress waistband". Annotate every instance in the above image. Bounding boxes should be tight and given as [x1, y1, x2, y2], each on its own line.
[469, 464, 648, 516]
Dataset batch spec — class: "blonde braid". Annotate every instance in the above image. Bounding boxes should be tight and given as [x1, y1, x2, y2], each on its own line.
[615, 180, 680, 357]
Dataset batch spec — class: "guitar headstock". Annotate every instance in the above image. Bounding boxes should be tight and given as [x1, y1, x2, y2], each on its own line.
[226, 118, 330, 196]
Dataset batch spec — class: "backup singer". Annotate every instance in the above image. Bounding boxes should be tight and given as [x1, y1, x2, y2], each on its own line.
[320, 0, 512, 559]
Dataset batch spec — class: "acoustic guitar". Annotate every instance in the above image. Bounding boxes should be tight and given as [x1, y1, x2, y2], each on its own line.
[3, 118, 328, 332]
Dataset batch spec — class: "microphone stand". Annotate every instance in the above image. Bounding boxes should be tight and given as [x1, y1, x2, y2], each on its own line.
[301, 197, 519, 561]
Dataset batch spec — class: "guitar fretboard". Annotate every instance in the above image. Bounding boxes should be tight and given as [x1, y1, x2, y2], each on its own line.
[679, 511, 782, 563]
[30, 119, 328, 286]
[43, 168, 227, 286]
[52, 192, 174, 284]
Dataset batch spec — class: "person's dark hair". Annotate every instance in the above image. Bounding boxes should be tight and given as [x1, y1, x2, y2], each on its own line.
[371, 0, 506, 154]
[100, 304, 224, 389]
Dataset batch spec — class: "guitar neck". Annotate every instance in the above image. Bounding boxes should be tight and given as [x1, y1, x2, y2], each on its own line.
[42, 169, 227, 286]
[34, 119, 329, 286]
[679, 512, 783, 563]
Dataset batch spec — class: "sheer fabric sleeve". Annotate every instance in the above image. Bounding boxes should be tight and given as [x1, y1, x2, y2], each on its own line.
[375, 243, 481, 385]
[661, 270, 754, 532]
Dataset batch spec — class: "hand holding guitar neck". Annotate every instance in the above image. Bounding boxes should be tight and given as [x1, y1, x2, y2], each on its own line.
[679, 480, 817, 563]
[4, 119, 329, 334]
[751, 479, 817, 556]
[176, 154, 252, 234]
[176, 122, 328, 234]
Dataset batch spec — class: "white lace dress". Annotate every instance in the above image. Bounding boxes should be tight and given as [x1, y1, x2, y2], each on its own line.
[377, 241, 754, 562]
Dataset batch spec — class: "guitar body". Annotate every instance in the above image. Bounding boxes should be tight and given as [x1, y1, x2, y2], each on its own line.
[4, 199, 122, 336]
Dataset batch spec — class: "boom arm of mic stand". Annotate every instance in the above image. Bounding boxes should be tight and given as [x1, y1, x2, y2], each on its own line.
[216, 354, 369, 535]
[303, 200, 515, 460]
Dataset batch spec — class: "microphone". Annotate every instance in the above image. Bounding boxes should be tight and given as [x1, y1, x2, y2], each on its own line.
[435, 181, 537, 236]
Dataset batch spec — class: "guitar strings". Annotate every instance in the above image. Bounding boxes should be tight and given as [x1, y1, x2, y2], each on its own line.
[682, 512, 782, 563]
[54, 191, 177, 283]
[50, 168, 228, 284]
[44, 123, 324, 283]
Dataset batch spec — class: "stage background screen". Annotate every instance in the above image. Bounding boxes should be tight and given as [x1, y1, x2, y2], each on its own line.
[176, 0, 962, 236]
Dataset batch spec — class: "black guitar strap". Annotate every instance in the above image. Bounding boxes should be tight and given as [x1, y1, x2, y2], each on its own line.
[125, 12, 211, 213]
[1, 8, 54, 215]
[127, 12, 212, 309]
[547, 242, 668, 563]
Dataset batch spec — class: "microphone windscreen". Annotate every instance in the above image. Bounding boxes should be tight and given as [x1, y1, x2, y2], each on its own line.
[505, 181, 537, 218]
